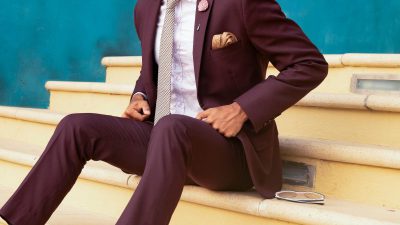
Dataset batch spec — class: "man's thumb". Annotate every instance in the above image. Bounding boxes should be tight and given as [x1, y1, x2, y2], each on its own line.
[143, 107, 151, 115]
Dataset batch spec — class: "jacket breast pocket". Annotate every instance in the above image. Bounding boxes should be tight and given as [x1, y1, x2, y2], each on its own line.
[210, 39, 242, 59]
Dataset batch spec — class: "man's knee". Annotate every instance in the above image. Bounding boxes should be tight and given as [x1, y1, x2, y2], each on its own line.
[148, 114, 192, 164]
[149, 115, 192, 154]
[152, 114, 190, 136]
[57, 113, 98, 135]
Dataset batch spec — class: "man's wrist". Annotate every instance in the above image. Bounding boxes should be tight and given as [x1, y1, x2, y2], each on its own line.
[131, 92, 146, 102]
[232, 102, 248, 122]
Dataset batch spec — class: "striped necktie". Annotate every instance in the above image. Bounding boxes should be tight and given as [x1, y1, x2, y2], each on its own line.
[154, 0, 180, 124]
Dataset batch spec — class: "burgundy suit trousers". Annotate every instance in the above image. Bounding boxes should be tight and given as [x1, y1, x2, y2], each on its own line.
[0, 113, 253, 225]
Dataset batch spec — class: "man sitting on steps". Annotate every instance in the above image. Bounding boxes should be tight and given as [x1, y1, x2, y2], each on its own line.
[0, 0, 328, 224]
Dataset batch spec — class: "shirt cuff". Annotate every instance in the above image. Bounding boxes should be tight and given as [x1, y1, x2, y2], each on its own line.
[133, 92, 148, 100]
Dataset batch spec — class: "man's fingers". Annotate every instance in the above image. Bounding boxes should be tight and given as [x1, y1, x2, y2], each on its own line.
[123, 108, 136, 119]
[224, 133, 235, 138]
[121, 112, 129, 118]
[196, 111, 207, 120]
[139, 102, 151, 115]
[130, 110, 147, 121]
[197, 103, 246, 138]
[136, 101, 151, 119]
[124, 106, 148, 121]
[122, 100, 151, 121]
[212, 123, 219, 130]
[142, 108, 151, 115]
[140, 110, 151, 120]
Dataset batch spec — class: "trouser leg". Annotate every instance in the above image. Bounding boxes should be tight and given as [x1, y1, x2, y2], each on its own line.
[0, 113, 153, 225]
[116, 114, 253, 225]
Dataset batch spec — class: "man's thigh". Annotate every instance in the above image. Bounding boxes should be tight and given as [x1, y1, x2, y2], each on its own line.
[77, 113, 252, 190]
[166, 115, 253, 191]
[67, 113, 153, 175]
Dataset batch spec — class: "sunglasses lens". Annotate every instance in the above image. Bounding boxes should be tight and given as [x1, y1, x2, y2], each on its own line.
[304, 192, 323, 200]
[278, 192, 297, 198]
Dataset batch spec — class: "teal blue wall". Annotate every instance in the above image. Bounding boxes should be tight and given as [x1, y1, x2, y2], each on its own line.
[0, 0, 399, 108]
[0, 0, 140, 108]
[278, 0, 400, 53]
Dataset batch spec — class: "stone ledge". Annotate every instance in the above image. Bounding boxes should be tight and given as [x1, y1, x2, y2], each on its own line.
[297, 92, 400, 113]
[101, 56, 142, 67]
[366, 95, 400, 112]
[1, 140, 399, 225]
[297, 93, 366, 110]
[280, 137, 400, 170]
[101, 54, 400, 68]
[342, 54, 400, 68]
[0, 186, 116, 225]
[1, 104, 399, 173]
[0, 106, 63, 125]
[43, 81, 400, 113]
[45, 81, 134, 95]
[323, 54, 344, 68]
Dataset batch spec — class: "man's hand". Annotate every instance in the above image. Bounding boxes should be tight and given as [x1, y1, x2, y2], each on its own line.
[122, 94, 151, 121]
[196, 102, 248, 138]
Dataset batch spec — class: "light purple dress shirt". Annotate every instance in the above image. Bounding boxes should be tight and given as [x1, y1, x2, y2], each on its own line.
[135, 0, 203, 118]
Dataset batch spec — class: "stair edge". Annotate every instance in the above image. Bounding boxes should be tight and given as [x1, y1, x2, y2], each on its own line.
[43, 81, 400, 113]
[1, 109, 399, 170]
[101, 54, 400, 68]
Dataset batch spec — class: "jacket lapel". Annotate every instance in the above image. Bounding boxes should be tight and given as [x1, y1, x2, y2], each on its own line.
[142, 0, 162, 85]
[143, 0, 214, 88]
[193, 0, 214, 87]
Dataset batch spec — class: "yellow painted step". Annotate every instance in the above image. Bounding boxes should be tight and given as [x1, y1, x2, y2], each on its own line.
[0, 106, 61, 147]
[0, 139, 296, 225]
[45, 81, 131, 116]
[101, 54, 400, 94]
[280, 137, 400, 209]
[45, 80, 400, 148]
[276, 93, 400, 148]
[102, 56, 142, 85]
[1, 139, 399, 225]
[0, 140, 134, 224]
[1, 107, 400, 209]
[0, 186, 116, 225]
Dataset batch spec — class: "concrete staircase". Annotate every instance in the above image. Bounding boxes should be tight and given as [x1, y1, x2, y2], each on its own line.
[1, 54, 400, 224]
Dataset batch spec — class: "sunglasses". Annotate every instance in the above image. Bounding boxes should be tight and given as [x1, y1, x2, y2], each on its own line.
[275, 191, 325, 205]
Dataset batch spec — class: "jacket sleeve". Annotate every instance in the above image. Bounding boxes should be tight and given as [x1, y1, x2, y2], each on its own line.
[130, 70, 147, 102]
[130, 4, 147, 102]
[234, 0, 328, 132]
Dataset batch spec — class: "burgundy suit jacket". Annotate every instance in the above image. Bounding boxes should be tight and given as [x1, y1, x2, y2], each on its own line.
[131, 0, 328, 198]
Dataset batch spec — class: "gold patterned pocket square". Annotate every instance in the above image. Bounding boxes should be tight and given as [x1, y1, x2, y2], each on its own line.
[212, 32, 238, 50]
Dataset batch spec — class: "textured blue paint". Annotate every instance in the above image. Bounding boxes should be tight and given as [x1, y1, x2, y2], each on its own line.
[277, 0, 400, 53]
[0, 0, 141, 108]
[0, 0, 399, 108]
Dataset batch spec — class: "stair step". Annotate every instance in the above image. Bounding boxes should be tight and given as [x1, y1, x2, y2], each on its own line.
[277, 92, 400, 148]
[0, 138, 138, 224]
[0, 137, 123, 173]
[0, 106, 63, 147]
[101, 56, 142, 85]
[0, 186, 116, 225]
[280, 137, 400, 209]
[101, 54, 400, 94]
[45, 81, 132, 116]
[44, 80, 400, 148]
[0, 138, 399, 225]
[0, 107, 399, 209]
[100, 56, 279, 85]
